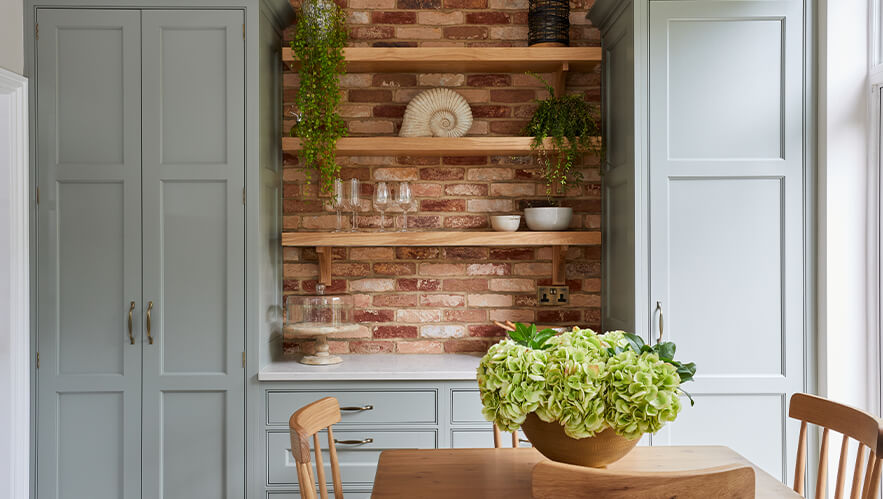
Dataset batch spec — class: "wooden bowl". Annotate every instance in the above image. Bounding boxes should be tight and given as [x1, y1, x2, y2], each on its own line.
[520, 413, 639, 468]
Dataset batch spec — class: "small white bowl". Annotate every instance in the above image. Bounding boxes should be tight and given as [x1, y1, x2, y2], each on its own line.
[490, 215, 521, 232]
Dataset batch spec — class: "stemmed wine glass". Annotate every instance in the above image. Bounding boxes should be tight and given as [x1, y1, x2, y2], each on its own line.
[347, 178, 360, 232]
[331, 178, 344, 232]
[374, 182, 390, 232]
[396, 182, 413, 232]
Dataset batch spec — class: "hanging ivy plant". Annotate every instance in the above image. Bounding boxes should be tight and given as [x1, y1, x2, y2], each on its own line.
[290, 0, 348, 195]
[523, 73, 601, 201]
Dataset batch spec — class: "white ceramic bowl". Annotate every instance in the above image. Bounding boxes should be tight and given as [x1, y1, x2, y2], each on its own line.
[490, 215, 521, 232]
[524, 207, 573, 231]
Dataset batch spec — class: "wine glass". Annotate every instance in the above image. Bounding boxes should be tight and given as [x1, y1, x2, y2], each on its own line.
[374, 182, 390, 232]
[331, 178, 344, 232]
[347, 178, 360, 232]
[396, 182, 413, 232]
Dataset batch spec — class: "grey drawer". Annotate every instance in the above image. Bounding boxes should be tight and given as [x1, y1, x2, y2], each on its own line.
[267, 429, 437, 486]
[451, 429, 530, 449]
[267, 390, 437, 426]
[451, 389, 488, 424]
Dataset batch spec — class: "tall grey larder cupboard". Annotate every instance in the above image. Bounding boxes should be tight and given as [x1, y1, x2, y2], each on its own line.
[30, 3, 292, 498]
[590, 0, 812, 487]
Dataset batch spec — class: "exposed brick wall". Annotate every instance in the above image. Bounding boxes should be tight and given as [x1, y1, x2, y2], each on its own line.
[282, 0, 602, 355]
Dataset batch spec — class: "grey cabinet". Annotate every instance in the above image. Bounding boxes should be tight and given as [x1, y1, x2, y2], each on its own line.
[30, 4, 292, 498]
[590, 0, 812, 485]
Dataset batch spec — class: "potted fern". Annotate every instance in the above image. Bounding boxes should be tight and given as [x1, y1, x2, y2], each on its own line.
[523, 74, 601, 231]
[477, 324, 696, 467]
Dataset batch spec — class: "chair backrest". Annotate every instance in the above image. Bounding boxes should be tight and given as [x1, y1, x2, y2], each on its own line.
[531, 459, 755, 499]
[789, 393, 883, 499]
[289, 397, 344, 499]
[493, 423, 520, 448]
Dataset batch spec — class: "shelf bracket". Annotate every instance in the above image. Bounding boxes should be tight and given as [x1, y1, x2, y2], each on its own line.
[316, 246, 333, 286]
[553, 62, 570, 98]
[551, 245, 568, 285]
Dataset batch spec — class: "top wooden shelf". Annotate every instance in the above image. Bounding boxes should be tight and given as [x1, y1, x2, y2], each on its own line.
[281, 47, 602, 73]
[281, 231, 600, 247]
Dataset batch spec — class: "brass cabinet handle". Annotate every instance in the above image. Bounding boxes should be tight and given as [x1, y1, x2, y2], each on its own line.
[127, 301, 135, 345]
[656, 301, 664, 344]
[146, 301, 154, 345]
[333, 438, 373, 445]
[340, 405, 373, 412]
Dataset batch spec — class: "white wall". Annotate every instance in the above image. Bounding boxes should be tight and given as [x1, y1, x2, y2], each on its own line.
[0, 0, 24, 74]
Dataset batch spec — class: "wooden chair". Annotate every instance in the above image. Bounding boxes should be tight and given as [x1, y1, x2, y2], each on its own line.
[531, 459, 755, 498]
[790, 393, 883, 499]
[289, 397, 344, 499]
[493, 423, 521, 448]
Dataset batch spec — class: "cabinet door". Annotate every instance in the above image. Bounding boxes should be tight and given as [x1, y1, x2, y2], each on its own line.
[648, 0, 805, 483]
[35, 9, 143, 499]
[140, 10, 246, 499]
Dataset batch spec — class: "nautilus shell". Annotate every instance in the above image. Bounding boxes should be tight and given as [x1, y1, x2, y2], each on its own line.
[399, 88, 473, 138]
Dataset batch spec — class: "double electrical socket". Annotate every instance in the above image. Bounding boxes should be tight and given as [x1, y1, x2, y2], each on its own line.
[538, 286, 569, 306]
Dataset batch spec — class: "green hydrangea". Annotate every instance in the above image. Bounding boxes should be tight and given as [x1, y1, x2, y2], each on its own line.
[477, 327, 694, 440]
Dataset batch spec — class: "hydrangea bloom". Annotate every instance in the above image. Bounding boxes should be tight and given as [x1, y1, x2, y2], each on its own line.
[477, 328, 688, 440]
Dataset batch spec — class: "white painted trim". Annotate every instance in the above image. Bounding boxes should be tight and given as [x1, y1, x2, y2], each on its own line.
[0, 68, 30, 499]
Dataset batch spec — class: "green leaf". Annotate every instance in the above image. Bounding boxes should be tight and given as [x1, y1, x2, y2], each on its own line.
[655, 341, 676, 360]
[622, 332, 645, 354]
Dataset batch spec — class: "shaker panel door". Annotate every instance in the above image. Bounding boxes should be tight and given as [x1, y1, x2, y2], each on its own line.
[648, 0, 805, 484]
[140, 10, 246, 499]
[35, 9, 143, 499]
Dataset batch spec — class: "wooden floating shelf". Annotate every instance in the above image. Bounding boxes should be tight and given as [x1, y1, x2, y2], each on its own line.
[283, 231, 600, 287]
[282, 47, 602, 73]
[281, 136, 600, 156]
[282, 231, 600, 247]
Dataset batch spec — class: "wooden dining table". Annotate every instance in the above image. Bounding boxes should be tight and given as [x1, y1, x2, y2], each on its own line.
[371, 446, 801, 498]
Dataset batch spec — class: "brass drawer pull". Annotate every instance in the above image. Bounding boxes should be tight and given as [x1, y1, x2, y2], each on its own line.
[127, 301, 135, 345]
[340, 405, 373, 412]
[333, 438, 373, 445]
[146, 301, 154, 345]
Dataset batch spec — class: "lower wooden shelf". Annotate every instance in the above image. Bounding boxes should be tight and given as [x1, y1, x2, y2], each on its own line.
[282, 231, 600, 286]
[281, 136, 600, 156]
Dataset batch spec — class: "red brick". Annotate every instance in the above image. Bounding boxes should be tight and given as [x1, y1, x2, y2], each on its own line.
[374, 325, 418, 338]
[420, 263, 467, 276]
[514, 295, 538, 307]
[467, 74, 511, 87]
[301, 279, 347, 294]
[396, 26, 442, 39]
[469, 324, 507, 337]
[372, 41, 419, 47]
[396, 278, 442, 291]
[395, 247, 440, 260]
[444, 184, 488, 196]
[373, 262, 417, 275]
[351, 341, 396, 354]
[420, 167, 465, 181]
[406, 216, 443, 228]
[371, 11, 416, 24]
[537, 310, 582, 324]
[397, 156, 440, 165]
[470, 105, 511, 118]
[397, 341, 444, 353]
[373, 294, 419, 307]
[349, 89, 393, 102]
[420, 199, 466, 212]
[331, 262, 372, 277]
[373, 105, 407, 118]
[397, 0, 440, 7]
[444, 247, 488, 260]
[443, 278, 488, 292]
[445, 309, 488, 322]
[490, 120, 528, 135]
[420, 294, 467, 307]
[537, 278, 582, 292]
[565, 262, 600, 277]
[491, 89, 536, 103]
[585, 308, 602, 324]
[443, 27, 488, 40]
[466, 12, 510, 24]
[444, 0, 487, 7]
[444, 339, 493, 353]
[354, 309, 395, 322]
[283, 280, 299, 292]
[444, 215, 488, 229]
[373, 74, 418, 87]
[443, 156, 488, 165]
[349, 25, 395, 40]
[283, 199, 324, 213]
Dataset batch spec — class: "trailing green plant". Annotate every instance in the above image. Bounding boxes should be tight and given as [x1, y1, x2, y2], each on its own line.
[477, 326, 696, 440]
[290, 0, 348, 195]
[523, 73, 602, 201]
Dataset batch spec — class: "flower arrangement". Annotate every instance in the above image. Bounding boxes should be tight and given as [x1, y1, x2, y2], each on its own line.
[477, 324, 696, 440]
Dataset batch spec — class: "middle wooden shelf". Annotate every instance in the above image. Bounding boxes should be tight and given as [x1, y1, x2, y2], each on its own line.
[282, 231, 600, 286]
[281, 136, 600, 156]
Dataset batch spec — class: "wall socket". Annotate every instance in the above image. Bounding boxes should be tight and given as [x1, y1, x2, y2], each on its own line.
[538, 286, 569, 306]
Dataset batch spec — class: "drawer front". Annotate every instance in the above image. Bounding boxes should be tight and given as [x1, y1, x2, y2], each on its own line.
[451, 429, 530, 449]
[451, 389, 488, 424]
[267, 390, 437, 426]
[267, 429, 437, 486]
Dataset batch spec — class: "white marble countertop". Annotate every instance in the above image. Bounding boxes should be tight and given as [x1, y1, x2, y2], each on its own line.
[258, 353, 483, 381]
